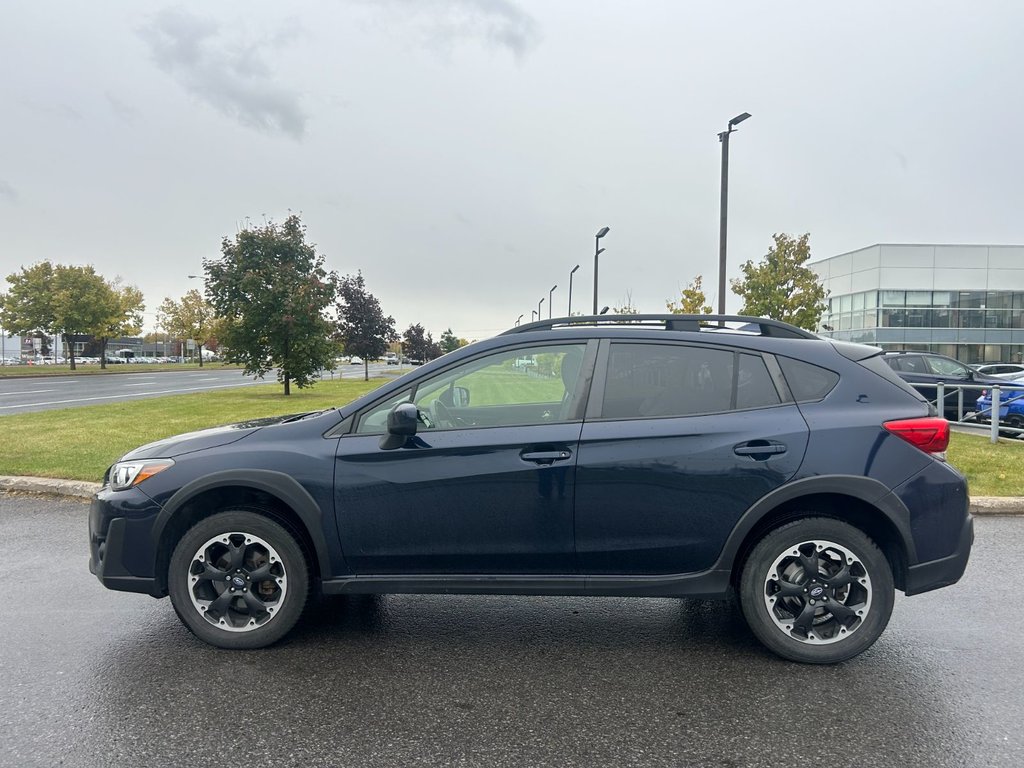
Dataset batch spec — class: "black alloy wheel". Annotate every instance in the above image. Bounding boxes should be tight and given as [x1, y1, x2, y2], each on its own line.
[168, 510, 309, 649]
[739, 517, 894, 664]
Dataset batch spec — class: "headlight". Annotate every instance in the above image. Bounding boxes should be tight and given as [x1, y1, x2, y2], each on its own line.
[108, 459, 174, 491]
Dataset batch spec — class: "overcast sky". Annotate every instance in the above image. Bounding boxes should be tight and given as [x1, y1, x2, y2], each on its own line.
[2, 1, 1023, 339]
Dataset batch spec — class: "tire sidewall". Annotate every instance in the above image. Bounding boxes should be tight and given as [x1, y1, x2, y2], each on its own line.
[739, 517, 895, 664]
[168, 509, 309, 650]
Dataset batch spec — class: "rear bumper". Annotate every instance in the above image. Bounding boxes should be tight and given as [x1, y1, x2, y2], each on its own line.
[904, 513, 974, 596]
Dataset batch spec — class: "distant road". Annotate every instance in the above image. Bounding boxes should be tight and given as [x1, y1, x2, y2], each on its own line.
[0, 363, 396, 415]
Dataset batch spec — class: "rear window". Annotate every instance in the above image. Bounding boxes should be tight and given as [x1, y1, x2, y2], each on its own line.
[777, 357, 839, 402]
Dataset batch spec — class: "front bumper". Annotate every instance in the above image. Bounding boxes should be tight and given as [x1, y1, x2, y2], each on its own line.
[904, 513, 974, 596]
[89, 486, 164, 597]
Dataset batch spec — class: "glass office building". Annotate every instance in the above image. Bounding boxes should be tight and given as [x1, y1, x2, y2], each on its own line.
[812, 244, 1024, 364]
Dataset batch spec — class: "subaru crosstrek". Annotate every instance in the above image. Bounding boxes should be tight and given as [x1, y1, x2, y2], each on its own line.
[89, 315, 973, 663]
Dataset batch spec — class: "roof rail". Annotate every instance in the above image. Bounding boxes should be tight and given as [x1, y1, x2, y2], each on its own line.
[501, 314, 820, 340]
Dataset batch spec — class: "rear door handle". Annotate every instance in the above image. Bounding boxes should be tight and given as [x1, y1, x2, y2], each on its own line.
[734, 441, 787, 459]
[520, 450, 572, 465]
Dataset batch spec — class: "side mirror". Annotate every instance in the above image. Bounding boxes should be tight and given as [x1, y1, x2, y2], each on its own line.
[452, 386, 470, 407]
[387, 402, 419, 436]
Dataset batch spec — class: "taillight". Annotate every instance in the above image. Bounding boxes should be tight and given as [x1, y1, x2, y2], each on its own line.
[883, 417, 950, 455]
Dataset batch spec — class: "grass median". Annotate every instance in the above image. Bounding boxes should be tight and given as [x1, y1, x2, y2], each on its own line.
[0, 362, 243, 377]
[0, 377, 383, 481]
[947, 431, 1024, 497]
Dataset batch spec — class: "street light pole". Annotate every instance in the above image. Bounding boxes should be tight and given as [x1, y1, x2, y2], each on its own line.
[548, 285, 557, 319]
[531, 310, 538, 322]
[515, 313, 524, 327]
[717, 112, 751, 319]
[538, 297, 545, 321]
[568, 265, 580, 316]
[593, 227, 610, 314]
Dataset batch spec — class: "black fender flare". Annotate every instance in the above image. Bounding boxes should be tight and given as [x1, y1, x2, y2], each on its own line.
[711, 474, 919, 572]
[151, 469, 334, 581]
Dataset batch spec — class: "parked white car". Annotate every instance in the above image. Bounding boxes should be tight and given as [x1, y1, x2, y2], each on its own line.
[974, 363, 1024, 381]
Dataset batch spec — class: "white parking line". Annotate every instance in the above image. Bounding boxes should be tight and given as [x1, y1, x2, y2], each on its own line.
[0, 381, 262, 410]
[0, 389, 57, 395]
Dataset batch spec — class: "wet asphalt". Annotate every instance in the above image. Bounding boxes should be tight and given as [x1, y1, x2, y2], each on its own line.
[1, 495, 1021, 768]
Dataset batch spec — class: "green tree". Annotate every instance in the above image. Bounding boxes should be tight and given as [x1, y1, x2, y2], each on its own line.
[336, 271, 397, 381]
[94, 279, 145, 369]
[730, 233, 827, 330]
[157, 289, 216, 367]
[0, 261, 110, 370]
[205, 215, 337, 394]
[439, 327, 464, 355]
[667, 275, 713, 315]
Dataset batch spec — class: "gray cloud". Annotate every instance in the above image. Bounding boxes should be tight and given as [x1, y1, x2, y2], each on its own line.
[105, 91, 139, 123]
[139, 8, 306, 139]
[0, 180, 17, 203]
[366, 0, 541, 60]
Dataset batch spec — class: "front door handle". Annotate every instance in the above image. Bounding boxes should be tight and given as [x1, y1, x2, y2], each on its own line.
[734, 441, 787, 460]
[520, 449, 572, 465]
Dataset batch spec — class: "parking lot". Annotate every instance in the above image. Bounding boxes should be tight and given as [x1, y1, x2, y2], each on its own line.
[1, 495, 1020, 768]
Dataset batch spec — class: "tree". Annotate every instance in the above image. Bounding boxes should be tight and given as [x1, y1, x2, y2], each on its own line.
[336, 271, 397, 381]
[397, 323, 434, 362]
[205, 215, 337, 394]
[439, 328, 466, 355]
[667, 275, 713, 315]
[157, 289, 216, 367]
[94, 280, 145, 369]
[611, 289, 639, 316]
[0, 261, 110, 370]
[730, 233, 827, 330]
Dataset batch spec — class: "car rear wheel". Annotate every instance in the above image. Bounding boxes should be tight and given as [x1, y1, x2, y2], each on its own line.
[739, 517, 894, 664]
[168, 510, 309, 649]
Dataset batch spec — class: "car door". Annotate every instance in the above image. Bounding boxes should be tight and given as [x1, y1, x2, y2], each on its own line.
[574, 340, 809, 575]
[334, 341, 596, 575]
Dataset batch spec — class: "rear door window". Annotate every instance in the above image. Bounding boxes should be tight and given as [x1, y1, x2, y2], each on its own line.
[598, 343, 782, 419]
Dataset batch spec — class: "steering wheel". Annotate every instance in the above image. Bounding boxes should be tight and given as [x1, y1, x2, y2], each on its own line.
[432, 399, 463, 429]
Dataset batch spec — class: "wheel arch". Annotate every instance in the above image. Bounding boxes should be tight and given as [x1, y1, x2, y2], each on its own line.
[721, 476, 916, 593]
[151, 470, 332, 596]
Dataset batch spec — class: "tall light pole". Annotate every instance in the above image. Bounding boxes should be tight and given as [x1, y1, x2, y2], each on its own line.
[531, 310, 538, 322]
[717, 112, 751, 318]
[548, 285, 557, 319]
[568, 264, 580, 316]
[538, 297, 545, 321]
[592, 227, 610, 314]
[515, 313, 524, 327]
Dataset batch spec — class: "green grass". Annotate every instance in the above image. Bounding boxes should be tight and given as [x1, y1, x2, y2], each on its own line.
[0, 378, 383, 481]
[0, 362, 243, 377]
[947, 431, 1024, 496]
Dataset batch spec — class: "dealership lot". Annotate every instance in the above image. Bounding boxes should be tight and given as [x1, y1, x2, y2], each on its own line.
[1, 495, 1021, 768]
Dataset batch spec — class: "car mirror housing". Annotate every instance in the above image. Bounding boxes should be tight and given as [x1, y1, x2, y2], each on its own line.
[380, 402, 419, 450]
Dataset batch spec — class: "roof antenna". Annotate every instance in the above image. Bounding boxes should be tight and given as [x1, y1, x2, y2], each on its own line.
[599, 306, 610, 315]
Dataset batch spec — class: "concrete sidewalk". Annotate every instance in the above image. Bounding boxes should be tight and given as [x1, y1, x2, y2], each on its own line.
[1, 475, 1021, 514]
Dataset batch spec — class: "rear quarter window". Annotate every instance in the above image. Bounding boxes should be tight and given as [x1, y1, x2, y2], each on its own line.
[858, 355, 929, 403]
[777, 357, 840, 402]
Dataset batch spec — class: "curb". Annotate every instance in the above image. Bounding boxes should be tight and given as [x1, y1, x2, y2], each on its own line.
[1, 475, 1023, 514]
[0, 476, 101, 499]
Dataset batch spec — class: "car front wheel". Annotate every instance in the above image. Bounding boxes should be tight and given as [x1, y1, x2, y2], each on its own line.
[168, 510, 309, 649]
[739, 517, 894, 664]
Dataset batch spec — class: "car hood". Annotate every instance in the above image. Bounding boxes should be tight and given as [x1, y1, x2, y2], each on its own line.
[119, 414, 310, 461]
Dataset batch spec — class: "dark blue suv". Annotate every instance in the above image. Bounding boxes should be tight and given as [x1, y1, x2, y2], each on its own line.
[89, 315, 973, 663]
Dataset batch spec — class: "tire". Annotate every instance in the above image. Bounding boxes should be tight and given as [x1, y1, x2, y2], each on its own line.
[739, 517, 894, 664]
[168, 510, 309, 649]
